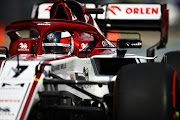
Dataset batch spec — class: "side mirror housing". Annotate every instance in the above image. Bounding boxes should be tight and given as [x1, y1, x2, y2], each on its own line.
[0, 46, 8, 60]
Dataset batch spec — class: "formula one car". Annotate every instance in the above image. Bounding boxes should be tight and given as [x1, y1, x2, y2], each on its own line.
[0, 0, 179, 120]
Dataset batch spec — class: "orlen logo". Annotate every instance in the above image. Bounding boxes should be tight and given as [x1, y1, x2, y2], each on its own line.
[108, 5, 159, 15]
[18, 42, 29, 51]
[106, 4, 161, 20]
[45, 5, 52, 11]
[108, 6, 122, 15]
[126, 7, 159, 15]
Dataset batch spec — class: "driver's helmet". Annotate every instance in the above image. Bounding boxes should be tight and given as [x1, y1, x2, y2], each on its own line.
[43, 31, 71, 54]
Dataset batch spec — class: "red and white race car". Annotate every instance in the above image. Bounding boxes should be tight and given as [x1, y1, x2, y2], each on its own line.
[0, 0, 179, 120]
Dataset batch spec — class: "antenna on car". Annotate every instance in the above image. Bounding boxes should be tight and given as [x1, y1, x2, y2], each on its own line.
[84, 0, 86, 8]
[16, 44, 20, 75]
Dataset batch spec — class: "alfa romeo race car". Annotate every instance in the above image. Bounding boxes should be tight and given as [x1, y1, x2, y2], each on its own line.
[0, 0, 180, 120]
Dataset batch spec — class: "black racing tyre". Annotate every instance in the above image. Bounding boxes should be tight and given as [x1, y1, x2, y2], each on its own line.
[162, 51, 180, 112]
[162, 51, 180, 80]
[115, 63, 178, 120]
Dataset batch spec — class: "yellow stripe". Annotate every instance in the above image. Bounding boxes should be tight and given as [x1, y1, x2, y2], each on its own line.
[65, 3, 67, 7]
[34, 78, 39, 82]
[176, 111, 179, 118]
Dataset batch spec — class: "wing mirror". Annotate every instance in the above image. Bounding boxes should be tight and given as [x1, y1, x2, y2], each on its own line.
[0, 46, 8, 60]
[107, 31, 142, 49]
[84, 8, 104, 14]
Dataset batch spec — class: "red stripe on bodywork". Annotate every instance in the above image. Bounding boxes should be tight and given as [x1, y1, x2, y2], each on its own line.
[45, 55, 71, 62]
[113, 81, 116, 120]
[172, 71, 177, 120]
[20, 56, 71, 119]
[20, 72, 43, 120]
[172, 71, 177, 108]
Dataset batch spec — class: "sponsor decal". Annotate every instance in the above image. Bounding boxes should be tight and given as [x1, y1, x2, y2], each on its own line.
[38, 3, 53, 19]
[98, 4, 161, 20]
[0, 107, 14, 116]
[108, 6, 122, 15]
[79, 43, 88, 51]
[51, 63, 67, 72]
[126, 42, 142, 47]
[13, 66, 28, 77]
[37, 22, 51, 26]
[45, 5, 52, 11]
[0, 83, 25, 90]
[125, 7, 158, 15]
[43, 43, 69, 47]
[108, 5, 159, 15]
[18, 42, 29, 51]
[0, 81, 30, 120]
[0, 99, 21, 103]
[2, 83, 24, 87]
[0, 107, 10, 112]
[20, 42, 27, 49]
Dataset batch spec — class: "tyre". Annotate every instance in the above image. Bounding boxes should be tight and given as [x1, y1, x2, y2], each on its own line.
[115, 63, 177, 120]
[162, 51, 180, 79]
[162, 51, 180, 113]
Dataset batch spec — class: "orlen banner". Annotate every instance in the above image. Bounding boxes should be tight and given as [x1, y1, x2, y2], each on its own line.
[35, 3, 161, 20]
[98, 4, 161, 20]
